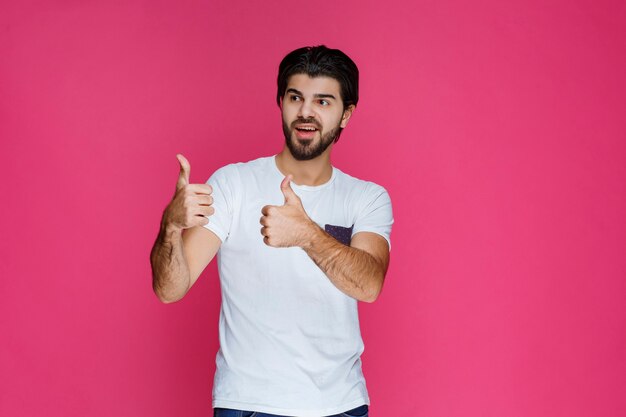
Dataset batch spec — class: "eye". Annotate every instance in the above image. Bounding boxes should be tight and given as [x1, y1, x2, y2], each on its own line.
[319, 99, 329, 106]
[290, 95, 301, 102]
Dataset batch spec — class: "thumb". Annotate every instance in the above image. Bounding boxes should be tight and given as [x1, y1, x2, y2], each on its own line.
[176, 154, 191, 190]
[281, 175, 299, 205]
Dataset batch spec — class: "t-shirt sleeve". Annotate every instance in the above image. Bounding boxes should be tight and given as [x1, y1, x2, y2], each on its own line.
[202, 165, 236, 243]
[352, 183, 394, 251]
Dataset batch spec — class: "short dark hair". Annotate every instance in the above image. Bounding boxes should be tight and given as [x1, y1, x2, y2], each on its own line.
[276, 45, 359, 110]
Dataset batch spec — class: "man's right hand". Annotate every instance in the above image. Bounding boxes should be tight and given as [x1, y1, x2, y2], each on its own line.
[162, 154, 214, 231]
[151, 154, 221, 303]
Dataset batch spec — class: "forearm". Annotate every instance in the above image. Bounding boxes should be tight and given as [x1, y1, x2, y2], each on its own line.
[150, 220, 191, 303]
[302, 225, 384, 303]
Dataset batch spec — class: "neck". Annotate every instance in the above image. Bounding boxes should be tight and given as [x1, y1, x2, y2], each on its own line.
[275, 146, 334, 186]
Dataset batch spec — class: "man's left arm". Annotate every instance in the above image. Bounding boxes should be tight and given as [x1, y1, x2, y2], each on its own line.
[302, 228, 389, 302]
[260, 175, 391, 302]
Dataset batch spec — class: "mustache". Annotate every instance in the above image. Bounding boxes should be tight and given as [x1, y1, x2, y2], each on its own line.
[291, 118, 321, 129]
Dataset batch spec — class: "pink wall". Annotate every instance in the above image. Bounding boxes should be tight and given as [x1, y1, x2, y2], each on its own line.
[1, 1, 625, 416]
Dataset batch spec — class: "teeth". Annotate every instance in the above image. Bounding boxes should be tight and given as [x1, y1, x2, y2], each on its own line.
[298, 127, 316, 131]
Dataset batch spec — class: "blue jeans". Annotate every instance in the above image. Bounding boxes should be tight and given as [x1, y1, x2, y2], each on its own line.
[213, 404, 368, 417]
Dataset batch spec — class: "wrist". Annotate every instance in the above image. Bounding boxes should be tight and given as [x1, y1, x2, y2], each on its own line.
[160, 216, 183, 241]
[300, 219, 323, 250]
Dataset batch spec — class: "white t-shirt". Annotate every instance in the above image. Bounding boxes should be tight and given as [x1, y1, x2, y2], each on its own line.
[203, 155, 393, 416]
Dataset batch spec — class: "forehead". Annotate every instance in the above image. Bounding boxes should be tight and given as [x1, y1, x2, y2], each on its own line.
[286, 74, 341, 96]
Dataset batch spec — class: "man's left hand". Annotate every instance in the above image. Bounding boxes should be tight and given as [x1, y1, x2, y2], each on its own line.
[260, 175, 315, 248]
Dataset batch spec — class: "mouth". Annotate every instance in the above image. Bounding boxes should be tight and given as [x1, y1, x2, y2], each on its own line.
[294, 124, 319, 140]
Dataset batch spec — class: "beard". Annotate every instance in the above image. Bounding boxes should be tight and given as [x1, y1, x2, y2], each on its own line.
[282, 118, 343, 161]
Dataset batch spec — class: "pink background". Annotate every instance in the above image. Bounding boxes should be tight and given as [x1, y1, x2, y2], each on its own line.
[1, 1, 625, 416]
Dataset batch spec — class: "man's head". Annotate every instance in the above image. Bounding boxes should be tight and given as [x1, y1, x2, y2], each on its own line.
[277, 45, 359, 111]
[277, 46, 359, 160]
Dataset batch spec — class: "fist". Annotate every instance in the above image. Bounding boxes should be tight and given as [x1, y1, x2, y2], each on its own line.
[260, 175, 315, 247]
[163, 154, 214, 230]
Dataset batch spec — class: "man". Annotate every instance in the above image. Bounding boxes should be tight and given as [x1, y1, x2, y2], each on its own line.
[151, 45, 393, 417]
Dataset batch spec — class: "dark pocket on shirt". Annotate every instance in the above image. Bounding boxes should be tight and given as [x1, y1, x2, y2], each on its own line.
[325, 224, 354, 246]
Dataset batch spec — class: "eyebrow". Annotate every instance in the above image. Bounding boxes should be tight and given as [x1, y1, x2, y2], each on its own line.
[286, 88, 336, 100]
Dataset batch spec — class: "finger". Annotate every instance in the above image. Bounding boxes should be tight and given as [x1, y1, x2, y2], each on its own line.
[260, 216, 267, 226]
[196, 206, 215, 217]
[280, 175, 299, 205]
[260, 226, 268, 236]
[263, 235, 271, 246]
[185, 213, 209, 228]
[192, 215, 210, 227]
[187, 183, 213, 195]
[176, 154, 191, 190]
[261, 205, 272, 216]
[196, 195, 214, 206]
[185, 194, 212, 207]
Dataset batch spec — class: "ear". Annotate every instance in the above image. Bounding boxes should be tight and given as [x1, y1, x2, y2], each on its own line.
[340, 105, 355, 128]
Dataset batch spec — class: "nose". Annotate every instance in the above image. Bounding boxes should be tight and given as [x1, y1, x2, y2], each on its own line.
[297, 99, 315, 119]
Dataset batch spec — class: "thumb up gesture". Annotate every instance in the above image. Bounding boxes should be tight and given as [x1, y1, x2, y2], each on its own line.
[260, 175, 315, 248]
[163, 154, 215, 231]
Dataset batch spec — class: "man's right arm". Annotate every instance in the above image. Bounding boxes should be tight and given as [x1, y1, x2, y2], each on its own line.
[150, 154, 222, 303]
[151, 225, 221, 303]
